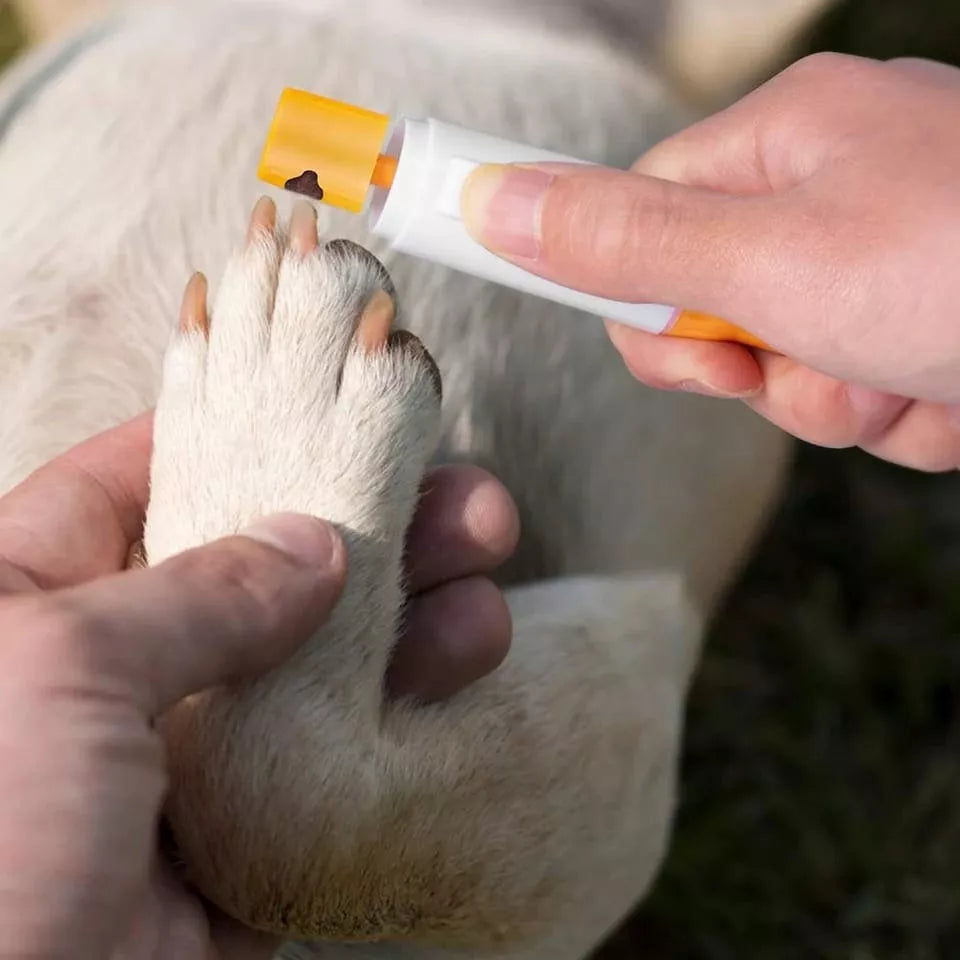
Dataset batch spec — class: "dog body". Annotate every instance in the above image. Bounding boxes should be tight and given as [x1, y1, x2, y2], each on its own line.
[0, 1, 818, 957]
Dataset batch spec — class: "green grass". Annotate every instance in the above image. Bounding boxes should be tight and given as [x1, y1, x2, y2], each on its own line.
[2, 0, 959, 956]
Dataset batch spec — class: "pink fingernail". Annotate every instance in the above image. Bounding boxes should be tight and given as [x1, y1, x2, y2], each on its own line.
[460, 164, 555, 259]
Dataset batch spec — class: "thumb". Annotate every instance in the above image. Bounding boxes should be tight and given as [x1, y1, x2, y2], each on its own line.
[460, 161, 779, 325]
[44, 513, 346, 715]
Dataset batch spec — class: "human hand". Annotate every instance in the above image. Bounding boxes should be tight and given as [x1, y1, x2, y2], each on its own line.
[461, 54, 960, 470]
[0, 412, 517, 959]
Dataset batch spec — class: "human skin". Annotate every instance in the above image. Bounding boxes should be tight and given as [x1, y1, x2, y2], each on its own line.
[0, 413, 518, 959]
[461, 53, 960, 471]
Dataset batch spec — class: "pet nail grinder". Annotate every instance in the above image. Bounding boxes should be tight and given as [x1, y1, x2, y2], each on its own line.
[257, 88, 768, 349]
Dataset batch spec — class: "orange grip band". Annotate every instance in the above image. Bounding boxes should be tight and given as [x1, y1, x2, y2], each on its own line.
[371, 153, 398, 190]
[667, 310, 773, 351]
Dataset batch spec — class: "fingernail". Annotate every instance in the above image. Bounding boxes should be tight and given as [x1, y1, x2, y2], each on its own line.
[460, 163, 555, 259]
[246, 195, 277, 246]
[676, 379, 762, 400]
[356, 288, 395, 352]
[289, 199, 319, 254]
[241, 513, 344, 570]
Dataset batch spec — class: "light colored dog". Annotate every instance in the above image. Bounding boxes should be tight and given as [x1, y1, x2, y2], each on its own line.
[0, 1, 832, 957]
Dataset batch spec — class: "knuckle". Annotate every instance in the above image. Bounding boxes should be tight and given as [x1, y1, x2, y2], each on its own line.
[786, 378, 860, 448]
[784, 52, 867, 88]
[0, 557, 40, 593]
[173, 542, 264, 595]
[618, 178, 685, 277]
[550, 174, 676, 296]
[0, 594, 99, 678]
[859, 405, 960, 473]
[781, 52, 894, 114]
[167, 541, 285, 622]
[24, 595, 92, 644]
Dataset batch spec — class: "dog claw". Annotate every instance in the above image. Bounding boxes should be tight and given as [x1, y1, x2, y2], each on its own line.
[357, 289, 395, 352]
[289, 199, 319, 254]
[178, 272, 209, 336]
[246, 195, 277, 246]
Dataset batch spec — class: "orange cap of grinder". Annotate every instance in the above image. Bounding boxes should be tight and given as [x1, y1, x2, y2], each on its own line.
[257, 88, 771, 352]
[258, 89, 397, 213]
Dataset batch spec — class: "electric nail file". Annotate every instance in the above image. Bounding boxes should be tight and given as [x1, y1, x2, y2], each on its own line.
[257, 88, 769, 350]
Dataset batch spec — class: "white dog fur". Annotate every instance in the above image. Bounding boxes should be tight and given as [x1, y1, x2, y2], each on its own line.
[0, 1, 828, 957]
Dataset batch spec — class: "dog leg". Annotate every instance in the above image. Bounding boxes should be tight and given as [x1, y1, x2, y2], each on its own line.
[144, 198, 699, 957]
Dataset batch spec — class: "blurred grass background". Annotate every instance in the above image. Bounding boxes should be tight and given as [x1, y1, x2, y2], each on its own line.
[0, 2, 25, 64]
[0, 0, 957, 956]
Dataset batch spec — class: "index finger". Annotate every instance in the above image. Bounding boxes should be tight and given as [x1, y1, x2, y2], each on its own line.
[461, 161, 779, 321]
[0, 412, 153, 590]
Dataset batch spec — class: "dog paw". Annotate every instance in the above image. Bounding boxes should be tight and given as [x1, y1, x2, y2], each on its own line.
[145, 196, 440, 564]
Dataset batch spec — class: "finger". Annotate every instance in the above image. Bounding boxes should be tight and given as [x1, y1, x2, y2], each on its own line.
[888, 57, 960, 87]
[859, 400, 960, 472]
[39, 513, 346, 715]
[747, 354, 912, 449]
[459, 56, 899, 373]
[387, 576, 511, 702]
[604, 321, 763, 398]
[460, 162, 779, 322]
[405, 464, 519, 592]
[0, 412, 153, 590]
[697, 349, 960, 470]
